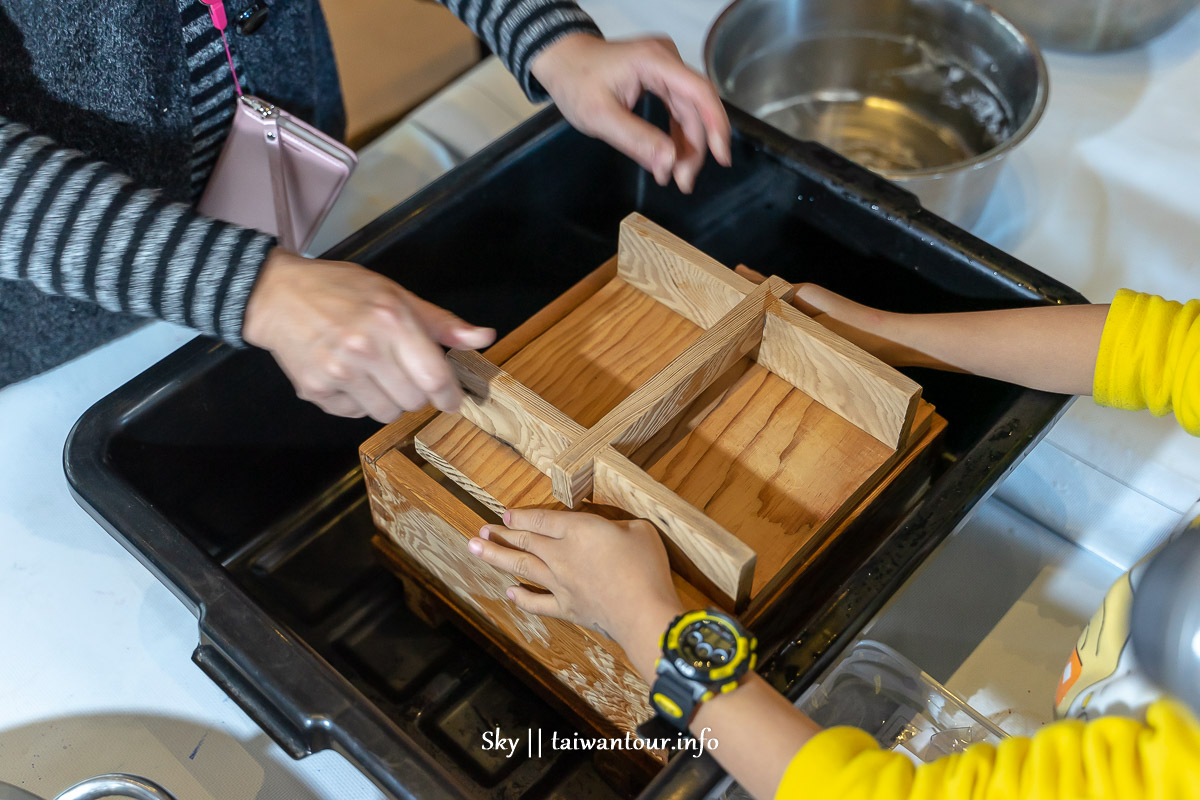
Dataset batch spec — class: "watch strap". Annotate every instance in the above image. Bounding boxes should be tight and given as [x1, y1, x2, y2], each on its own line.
[650, 669, 705, 731]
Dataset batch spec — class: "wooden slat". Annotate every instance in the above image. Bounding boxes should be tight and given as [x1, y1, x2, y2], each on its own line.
[399, 420, 737, 614]
[550, 281, 789, 508]
[617, 212, 762, 328]
[446, 349, 585, 475]
[415, 275, 702, 514]
[759, 298, 921, 448]
[415, 412, 560, 516]
[593, 449, 756, 611]
[358, 407, 439, 466]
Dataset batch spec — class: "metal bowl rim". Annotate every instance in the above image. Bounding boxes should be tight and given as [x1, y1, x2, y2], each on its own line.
[702, 0, 1051, 180]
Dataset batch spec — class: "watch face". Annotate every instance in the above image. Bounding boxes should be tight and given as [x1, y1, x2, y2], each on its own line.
[678, 618, 738, 670]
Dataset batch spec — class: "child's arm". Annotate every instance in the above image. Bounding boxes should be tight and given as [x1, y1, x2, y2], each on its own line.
[467, 510, 1200, 800]
[466, 509, 821, 800]
[736, 266, 1108, 395]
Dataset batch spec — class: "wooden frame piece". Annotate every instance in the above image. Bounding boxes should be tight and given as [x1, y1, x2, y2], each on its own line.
[617, 212, 759, 328]
[593, 448, 756, 610]
[447, 349, 584, 475]
[412, 411, 546, 518]
[549, 280, 791, 508]
[759, 299, 921, 448]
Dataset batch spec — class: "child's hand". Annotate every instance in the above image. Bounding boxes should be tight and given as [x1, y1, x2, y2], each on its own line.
[467, 509, 684, 658]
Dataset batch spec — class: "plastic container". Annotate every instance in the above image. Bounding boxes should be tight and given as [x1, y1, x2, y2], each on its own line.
[800, 641, 1004, 754]
[716, 641, 1004, 799]
[65, 99, 1084, 800]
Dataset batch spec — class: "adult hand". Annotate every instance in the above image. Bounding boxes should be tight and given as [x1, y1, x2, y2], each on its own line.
[531, 33, 732, 194]
[243, 248, 495, 422]
[467, 509, 683, 646]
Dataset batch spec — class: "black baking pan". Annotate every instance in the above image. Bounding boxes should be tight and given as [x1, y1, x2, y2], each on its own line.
[65, 99, 1084, 800]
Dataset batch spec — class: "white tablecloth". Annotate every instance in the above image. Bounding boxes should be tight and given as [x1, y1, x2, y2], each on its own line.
[2, 3, 1199, 797]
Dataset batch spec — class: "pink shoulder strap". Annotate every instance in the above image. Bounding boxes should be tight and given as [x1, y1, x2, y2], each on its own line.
[200, 0, 244, 96]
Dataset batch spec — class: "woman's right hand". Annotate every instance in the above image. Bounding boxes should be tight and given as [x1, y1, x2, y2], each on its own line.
[242, 248, 495, 422]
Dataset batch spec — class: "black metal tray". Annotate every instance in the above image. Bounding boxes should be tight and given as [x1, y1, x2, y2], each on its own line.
[65, 101, 1083, 800]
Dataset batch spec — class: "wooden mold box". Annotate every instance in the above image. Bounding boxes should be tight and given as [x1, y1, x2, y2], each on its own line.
[360, 213, 947, 760]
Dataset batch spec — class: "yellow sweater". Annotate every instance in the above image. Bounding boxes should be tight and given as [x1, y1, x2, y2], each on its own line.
[776, 700, 1200, 800]
[1093, 290, 1200, 435]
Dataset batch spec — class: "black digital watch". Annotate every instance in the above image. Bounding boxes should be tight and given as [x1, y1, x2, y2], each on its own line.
[649, 608, 756, 730]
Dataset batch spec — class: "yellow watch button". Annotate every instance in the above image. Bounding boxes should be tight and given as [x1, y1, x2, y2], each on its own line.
[652, 693, 684, 718]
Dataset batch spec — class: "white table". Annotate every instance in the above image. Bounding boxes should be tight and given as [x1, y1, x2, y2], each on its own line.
[2, 3, 1199, 797]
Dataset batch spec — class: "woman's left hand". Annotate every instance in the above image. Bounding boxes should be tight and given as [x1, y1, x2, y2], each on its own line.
[467, 508, 683, 650]
[530, 33, 732, 194]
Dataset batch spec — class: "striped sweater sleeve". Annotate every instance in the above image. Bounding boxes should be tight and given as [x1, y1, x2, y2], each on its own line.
[0, 117, 275, 346]
[436, 0, 603, 100]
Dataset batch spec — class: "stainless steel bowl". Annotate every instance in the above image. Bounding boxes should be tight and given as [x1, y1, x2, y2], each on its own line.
[705, 0, 1049, 228]
[985, 0, 1199, 52]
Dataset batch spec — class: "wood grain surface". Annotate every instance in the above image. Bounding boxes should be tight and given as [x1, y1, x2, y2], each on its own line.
[759, 297, 921, 449]
[644, 363, 936, 598]
[617, 213, 760, 328]
[363, 225, 947, 754]
[361, 260, 618, 464]
[742, 408, 946, 621]
[416, 274, 704, 512]
[501, 276, 702, 424]
[414, 410, 558, 516]
[593, 448, 756, 610]
[549, 281, 787, 508]
[445, 349, 584, 475]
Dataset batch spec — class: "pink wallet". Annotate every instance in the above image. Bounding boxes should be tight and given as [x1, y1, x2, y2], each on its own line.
[198, 95, 357, 254]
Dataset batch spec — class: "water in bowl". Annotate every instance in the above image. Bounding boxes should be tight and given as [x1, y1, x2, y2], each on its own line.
[724, 32, 1016, 174]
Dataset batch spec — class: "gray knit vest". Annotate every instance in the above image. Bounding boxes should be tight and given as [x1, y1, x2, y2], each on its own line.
[0, 0, 345, 386]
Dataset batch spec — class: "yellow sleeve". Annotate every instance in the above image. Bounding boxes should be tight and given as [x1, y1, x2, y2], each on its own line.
[1093, 289, 1200, 435]
[774, 699, 1200, 800]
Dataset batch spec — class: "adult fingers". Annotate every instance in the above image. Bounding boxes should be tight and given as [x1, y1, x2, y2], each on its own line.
[467, 536, 554, 587]
[385, 300, 463, 412]
[331, 322, 431, 413]
[311, 391, 368, 419]
[505, 585, 563, 618]
[407, 292, 495, 351]
[638, 44, 731, 167]
[668, 106, 707, 194]
[365, 359, 429, 413]
[278, 358, 370, 419]
[343, 375, 403, 423]
[583, 92, 676, 185]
